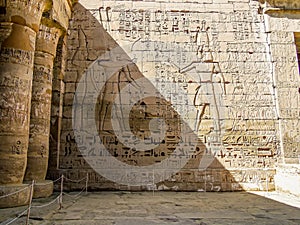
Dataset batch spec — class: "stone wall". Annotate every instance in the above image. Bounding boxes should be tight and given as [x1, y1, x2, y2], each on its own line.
[46, 0, 300, 192]
[0, 0, 299, 205]
[260, 0, 300, 196]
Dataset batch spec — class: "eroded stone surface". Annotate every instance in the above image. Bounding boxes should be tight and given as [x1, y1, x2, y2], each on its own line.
[2, 191, 299, 224]
[50, 0, 300, 192]
[0, 0, 74, 207]
[0, 20, 37, 186]
[0, 0, 300, 209]
[25, 23, 63, 182]
[0, 184, 31, 208]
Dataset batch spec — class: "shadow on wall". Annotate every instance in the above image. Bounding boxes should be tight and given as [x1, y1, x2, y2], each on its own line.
[47, 3, 269, 192]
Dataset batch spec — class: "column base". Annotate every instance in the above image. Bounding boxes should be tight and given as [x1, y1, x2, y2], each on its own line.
[0, 184, 31, 208]
[24, 180, 53, 199]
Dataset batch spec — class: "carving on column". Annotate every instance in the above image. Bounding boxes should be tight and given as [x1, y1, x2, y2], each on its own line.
[24, 21, 63, 183]
[262, 0, 300, 9]
[258, 0, 300, 14]
[24, 0, 76, 198]
[11, 140, 25, 155]
[0, 23, 36, 188]
[0, 0, 48, 32]
[0, 0, 52, 208]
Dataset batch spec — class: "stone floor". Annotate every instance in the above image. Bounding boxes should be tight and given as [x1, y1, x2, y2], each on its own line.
[1, 191, 300, 225]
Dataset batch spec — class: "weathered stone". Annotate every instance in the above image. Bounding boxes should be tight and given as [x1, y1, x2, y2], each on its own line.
[261, 0, 300, 10]
[23, 0, 77, 198]
[24, 180, 54, 199]
[0, 0, 48, 32]
[0, 0, 54, 208]
[0, 184, 31, 208]
[24, 22, 63, 200]
[0, 0, 300, 207]
[0, 22, 35, 186]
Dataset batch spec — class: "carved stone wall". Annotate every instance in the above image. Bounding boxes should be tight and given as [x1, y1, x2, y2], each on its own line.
[261, 0, 300, 196]
[0, 0, 299, 205]
[46, 0, 300, 192]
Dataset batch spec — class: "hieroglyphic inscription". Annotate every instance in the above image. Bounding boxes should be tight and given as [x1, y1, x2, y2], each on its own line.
[1, 48, 34, 66]
[0, 75, 31, 132]
[58, 1, 285, 190]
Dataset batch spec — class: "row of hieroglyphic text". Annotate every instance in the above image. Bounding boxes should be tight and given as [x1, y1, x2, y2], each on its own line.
[83, 1, 279, 169]
[59, 0, 280, 190]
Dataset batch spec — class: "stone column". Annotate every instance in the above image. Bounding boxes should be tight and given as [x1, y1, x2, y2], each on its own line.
[0, 0, 47, 208]
[48, 36, 67, 172]
[24, 21, 63, 198]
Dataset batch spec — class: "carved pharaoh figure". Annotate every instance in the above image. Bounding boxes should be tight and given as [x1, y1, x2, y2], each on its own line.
[180, 20, 226, 155]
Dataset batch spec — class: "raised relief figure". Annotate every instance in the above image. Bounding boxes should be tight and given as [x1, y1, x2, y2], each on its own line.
[180, 20, 226, 155]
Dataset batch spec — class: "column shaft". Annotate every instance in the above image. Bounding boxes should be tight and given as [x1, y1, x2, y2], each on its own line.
[24, 23, 62, 182]
[0, 22, 36, 185]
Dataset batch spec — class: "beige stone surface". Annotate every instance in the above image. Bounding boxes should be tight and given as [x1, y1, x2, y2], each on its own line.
[1, 191, 300, 224]
[32, 180, 54, 199]
[0, 0, 47, 32]
[0, 21, 36, 185]
[0, 184, 31, 208]
[0, 0, 300, 208]
[25, 23, 63, 182]
[52, 0, 296, 191]
[0, 0, 74, 207]
[262, 0, 300, 9]
[248, 1, 300, 197]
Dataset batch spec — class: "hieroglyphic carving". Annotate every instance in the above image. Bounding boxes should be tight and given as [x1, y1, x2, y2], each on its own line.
[0, 48, 34, 66]
[11, 140, 25, 155]
[0, 76, 30, 132]
[56, 1, 289, 191]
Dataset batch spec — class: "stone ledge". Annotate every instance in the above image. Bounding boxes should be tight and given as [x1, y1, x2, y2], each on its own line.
[0, 184, 31, 208]
[33, 180, 54, 199]
[24, 180, 54, 199]
[274, 164, 300, 197]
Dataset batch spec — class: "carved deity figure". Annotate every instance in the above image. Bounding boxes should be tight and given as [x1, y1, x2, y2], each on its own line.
[180, 20, 226, 150]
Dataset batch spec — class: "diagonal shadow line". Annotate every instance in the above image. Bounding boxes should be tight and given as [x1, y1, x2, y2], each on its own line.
[47, 2, 272, 192]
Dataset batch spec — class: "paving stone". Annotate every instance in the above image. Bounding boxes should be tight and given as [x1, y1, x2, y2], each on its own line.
[2, 191, 299, 225]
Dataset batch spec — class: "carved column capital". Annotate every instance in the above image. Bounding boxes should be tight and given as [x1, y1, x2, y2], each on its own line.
[0, 0, 51, 32]
[36, 21, 64, 57]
